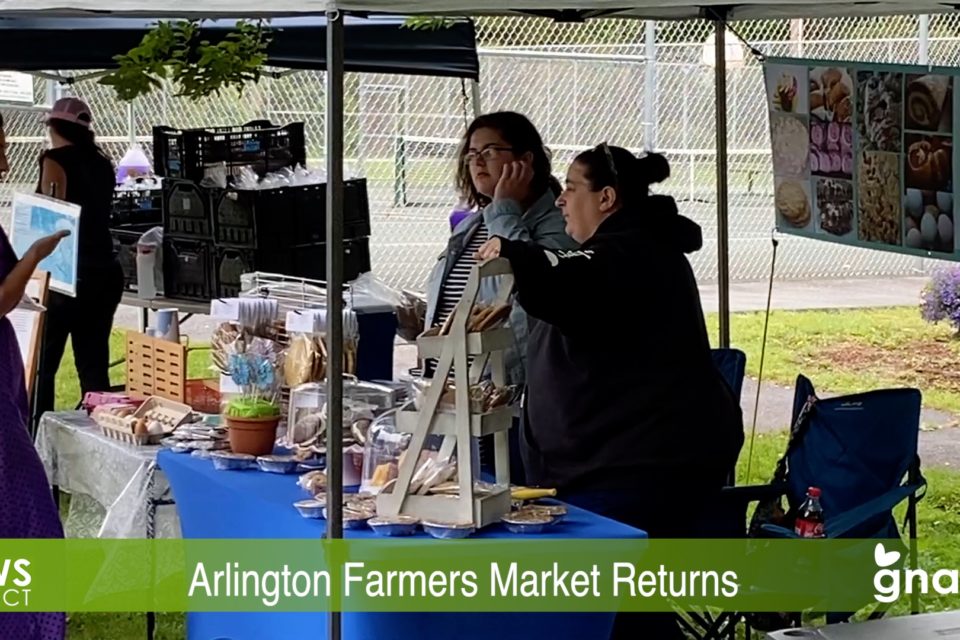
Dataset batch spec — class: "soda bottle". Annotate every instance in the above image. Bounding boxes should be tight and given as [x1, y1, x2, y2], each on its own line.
[794, 487, 825, 538]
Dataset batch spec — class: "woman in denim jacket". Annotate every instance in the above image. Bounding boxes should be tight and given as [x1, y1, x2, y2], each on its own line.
[422, 111, 575, 480]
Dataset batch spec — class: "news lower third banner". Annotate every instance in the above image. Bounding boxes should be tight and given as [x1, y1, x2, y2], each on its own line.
[0, 539, 943, 612]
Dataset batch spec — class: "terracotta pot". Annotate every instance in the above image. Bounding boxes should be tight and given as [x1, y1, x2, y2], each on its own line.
[226, 415, 280, 456]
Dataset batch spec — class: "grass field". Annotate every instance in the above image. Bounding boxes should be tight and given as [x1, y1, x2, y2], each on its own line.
[707, 306, 960, 415]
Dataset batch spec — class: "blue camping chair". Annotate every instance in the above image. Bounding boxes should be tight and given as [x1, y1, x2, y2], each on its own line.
[758, 375, 925, 545]
[683, 374, 925, 639]
[711, 348, 747, 403]
[750, 375, 922, 632]
[676, 350, 747, 639]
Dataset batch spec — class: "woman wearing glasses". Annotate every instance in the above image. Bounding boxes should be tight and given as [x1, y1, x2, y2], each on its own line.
[422, 112, 575, 480]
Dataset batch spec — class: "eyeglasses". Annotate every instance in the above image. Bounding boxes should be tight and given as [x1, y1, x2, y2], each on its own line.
[463, 146, 514, 166]
[596, 142, 618, 187]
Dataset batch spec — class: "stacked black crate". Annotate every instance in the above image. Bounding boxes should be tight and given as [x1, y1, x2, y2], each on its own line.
[210, 179, 372, 298]
[152, 121, 307, 301]
[162, 180, 216, 301]
[108, 188, 163, 292]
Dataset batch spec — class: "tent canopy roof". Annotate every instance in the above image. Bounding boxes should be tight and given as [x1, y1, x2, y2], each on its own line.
[0, 14, 479, 80]
[0, 0, 954, 21]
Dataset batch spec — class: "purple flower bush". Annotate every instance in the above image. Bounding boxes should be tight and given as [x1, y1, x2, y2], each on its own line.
[921, 267, 960, 334]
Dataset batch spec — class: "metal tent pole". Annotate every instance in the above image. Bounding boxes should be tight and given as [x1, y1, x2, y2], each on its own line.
[325, 9, 345, 640]
[470, 80, 482, 118]
[714, 18, 731, 348]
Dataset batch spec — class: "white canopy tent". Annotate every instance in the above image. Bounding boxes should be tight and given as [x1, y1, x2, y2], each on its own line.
[1, 4, 951, 638]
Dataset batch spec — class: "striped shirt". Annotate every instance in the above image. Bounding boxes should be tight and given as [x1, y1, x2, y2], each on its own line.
[433, 223, 490, 328]
[424, 223, 489, 380]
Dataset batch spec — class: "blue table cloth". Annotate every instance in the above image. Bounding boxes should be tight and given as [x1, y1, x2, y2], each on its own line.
[158, 450, 646, 640]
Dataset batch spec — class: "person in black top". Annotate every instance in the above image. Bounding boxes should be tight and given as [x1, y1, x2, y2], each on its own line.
[478, 145, 743, 636]
[34, 97, 122, 418]
[478, 144, 744, 529]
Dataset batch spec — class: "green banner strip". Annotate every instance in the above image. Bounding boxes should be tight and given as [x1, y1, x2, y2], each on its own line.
[0, 538, 939, 612]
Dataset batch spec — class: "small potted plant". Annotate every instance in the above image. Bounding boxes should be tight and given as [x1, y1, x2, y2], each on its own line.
[224, 350, 282, 455]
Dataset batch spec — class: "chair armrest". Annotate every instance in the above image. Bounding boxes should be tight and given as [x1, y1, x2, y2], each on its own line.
[760, 523, 800, 538]
[826, 481, 925, 539]
[720, 482, 787, 506]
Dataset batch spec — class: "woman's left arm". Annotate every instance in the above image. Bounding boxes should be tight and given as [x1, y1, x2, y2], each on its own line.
[493, 238, 602, 334]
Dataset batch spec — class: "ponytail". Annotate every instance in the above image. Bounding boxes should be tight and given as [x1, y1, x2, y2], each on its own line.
[574, 144, 670, 209]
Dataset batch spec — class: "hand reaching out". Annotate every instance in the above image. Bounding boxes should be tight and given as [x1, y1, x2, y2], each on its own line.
[27, 230, 70, 263]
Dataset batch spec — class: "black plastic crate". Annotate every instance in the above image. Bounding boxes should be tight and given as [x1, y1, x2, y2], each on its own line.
[163, 179, 212, 239]
[289, 237, 372, 283]
[295, 179, 372, 244]
[110, 223, 156, 292]
[111, 188, 163, 227]
[214, 237, 370, 298]
[153, 121, 306, 183]
[211, 187, 290, 249]
[163, 238, 214, 301]
[215, 246, 295, 298]
[211, 179, 371, 249]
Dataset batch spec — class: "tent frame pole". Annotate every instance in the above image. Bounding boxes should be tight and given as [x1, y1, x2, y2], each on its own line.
[470, 79, 482, 117]
[325, 8, 345, 640]
[714, 17, 731, 348]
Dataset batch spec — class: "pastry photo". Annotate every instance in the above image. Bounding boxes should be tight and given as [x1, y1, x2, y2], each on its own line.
[905, 134, 952, 193]
[775, 178, 813, 230]
[904, 188, 954, 253]
[809, 66, 853, 124]
[905, 74, 953, 134]
[815, 178, 855, 237]
[765, 64, 808, 114]
[858, 151, 902, 246]
[770, 112, 810, 178]
[809, 119, 853, 179]
[856, 70, 903, 152]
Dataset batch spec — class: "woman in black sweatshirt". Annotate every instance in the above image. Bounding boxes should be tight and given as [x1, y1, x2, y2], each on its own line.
[477, 145, 744, 538]
[478, 146, 743, 638]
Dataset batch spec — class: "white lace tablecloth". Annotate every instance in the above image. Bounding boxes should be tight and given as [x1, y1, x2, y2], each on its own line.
[35, 411, 180, 539]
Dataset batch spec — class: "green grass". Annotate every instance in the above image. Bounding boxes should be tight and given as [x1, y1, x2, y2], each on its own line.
[706, 306, 960, 415]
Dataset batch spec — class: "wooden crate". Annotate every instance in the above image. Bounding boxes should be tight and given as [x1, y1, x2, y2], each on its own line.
[125, 331, 187, 402]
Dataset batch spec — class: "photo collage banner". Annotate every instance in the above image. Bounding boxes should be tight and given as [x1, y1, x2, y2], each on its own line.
[764, 58, 958, 259]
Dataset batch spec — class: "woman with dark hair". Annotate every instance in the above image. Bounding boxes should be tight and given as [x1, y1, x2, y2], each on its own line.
[422, 112, 575, 481]
[478, 145, 743, 636]
[0, 111, 68, 640]
[478, 145, 743, 529]
[34, 97, 122, 419]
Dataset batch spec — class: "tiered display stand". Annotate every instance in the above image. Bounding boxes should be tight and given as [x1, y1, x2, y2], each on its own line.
[377, 258, 514, 526]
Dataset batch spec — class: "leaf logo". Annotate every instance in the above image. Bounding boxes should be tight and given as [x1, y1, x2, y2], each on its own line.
[875, 543, 901, 568]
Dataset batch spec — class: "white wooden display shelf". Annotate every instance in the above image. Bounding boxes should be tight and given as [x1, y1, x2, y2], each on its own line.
[376, 258, 515, 528]
[396, 405, 512, 438]
[398, 488, 512, 528]
[416, 327, 513, 359]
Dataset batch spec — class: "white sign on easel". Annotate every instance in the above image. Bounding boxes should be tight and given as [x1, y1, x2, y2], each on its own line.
[0, 72, 35, 105]
[10, 193, 81, 297]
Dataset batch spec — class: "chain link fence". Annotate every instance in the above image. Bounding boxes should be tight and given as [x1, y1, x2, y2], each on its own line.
[3, 15, 960, 290]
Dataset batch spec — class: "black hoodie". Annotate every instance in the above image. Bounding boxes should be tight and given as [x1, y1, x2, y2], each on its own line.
[498, 195, 744, 493]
